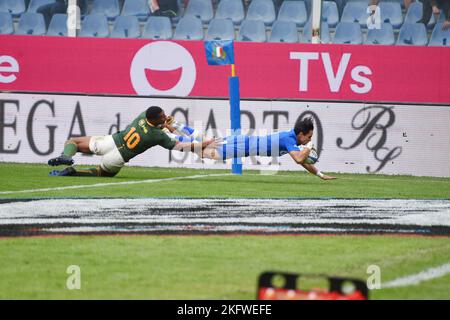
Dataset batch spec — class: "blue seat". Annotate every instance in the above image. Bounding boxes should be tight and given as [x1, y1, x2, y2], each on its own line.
[322, 1, 339, 28]
[121, 0, 149, 21]
[46, 13, 67, 36]
[269, 20, 299, 43]
[302, 20, 330, 43]
[246, 0, 276, 26]
[364, 22, 395, 45]
[27, 0, 55, 13]
[206, 18, 235, 40]
[92, 0, 120, 21]
[79, 13, 109, 37]
[215, 0, 244, 25]
[16, 12, 46, 35]
[0, 0, 26, 17]
[341, 1, 368, 28]
[142, 16, 173, 39]
[379, 2, 403, 29]
[184, 0, 213, 24]
[396, 22, 428, 46]
[333, 21, 362, 44]
[237, 19, 267, 42]
[405, 1, 436, 29]
[429, 23, 450, 46]
[173, 16, 204, 40]
[111, 15, 140, 38]
[0, 11, 13, 34]
[277, 1, 308, 27]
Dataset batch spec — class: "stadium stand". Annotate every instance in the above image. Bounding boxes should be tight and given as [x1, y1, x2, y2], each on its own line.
[142, 15, 173, 39]
[173, 15, 204, 40]
[396, 22, 428, 46]
[0, 0, 26, 18]
[184, 0, 214, 24]
[121, 0, 150, 21]
[16, 12, 46, 35]
[91, 0, 120, 21]
[79, 13, 109, 37]
[333, 21, 363, 44]
[111, 15, 140, 38]
[237, 19, 267, 42]
[341, 1, 368, 28]
[302, 19, 331, 43]
[269, 19, 299, 43]
[46, 13, 67, 36]
[364, 22, 395, 45]
[277, 1, 308, 27]
[0, 11, 13, 34]
[379, 1, 403, 29]
[215, 0, 245, 25]
[429, 22, 450, 46]
[206, 17, 235, 40]
[246, 0, 276, 26]
[27, 0, 56, 13]
[322, 1, 339, 28]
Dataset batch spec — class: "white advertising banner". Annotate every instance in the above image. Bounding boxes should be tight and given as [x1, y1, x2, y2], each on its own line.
[0, 93, 449, 177]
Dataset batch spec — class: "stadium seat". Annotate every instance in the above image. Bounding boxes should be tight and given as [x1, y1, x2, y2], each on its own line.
[333, 21, 362, 44]
[0, 11, 13, 34]
[277, 1, 308, 27]
[79, 13, 109, 37]
[396, 22, 428, 46]
[379, 2, 403, 29]
[341, 1, 368, 28]
[215, 0, 245, 25]
[429, 23, 450, 46]
[121, 0, 150, 21]
[142, 16, 173, 39]
[322, 1, 339, 28]
[184, 0, 214, 24]
[206, 18, 235, 40]
[302, 20, 330, 43]
[404, 1, 436, 29]
[269, 20, 299, 43]
[16, 12, 46, 35]
[111, 15, 140, 38]
[27, 0, 55, 13]
[246, 0, 276, 26]
[0, 0, 26, 17]
[364, 22, 395, 45]
[92, 0, 120, 21]
[46, 13, 67, 36]
[237, 19, 267, 42]
[173, 16, 204, 40]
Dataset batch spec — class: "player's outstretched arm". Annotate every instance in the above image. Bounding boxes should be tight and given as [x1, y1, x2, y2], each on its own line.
[301, 163, 337, 180]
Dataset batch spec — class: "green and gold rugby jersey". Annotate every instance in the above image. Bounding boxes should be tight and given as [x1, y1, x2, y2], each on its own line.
[112, 112, 176, 162]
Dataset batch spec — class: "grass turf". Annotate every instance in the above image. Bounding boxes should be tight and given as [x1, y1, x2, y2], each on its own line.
[0, 163, 449, 199]
[0, 235, 449, 299]
[0, 163, 449, 299]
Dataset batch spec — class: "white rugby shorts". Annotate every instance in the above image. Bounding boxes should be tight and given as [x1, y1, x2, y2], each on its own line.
[88, 135, 125, 173]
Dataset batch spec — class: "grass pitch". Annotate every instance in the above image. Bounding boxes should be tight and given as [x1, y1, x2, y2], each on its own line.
[0, 163, 449, 300]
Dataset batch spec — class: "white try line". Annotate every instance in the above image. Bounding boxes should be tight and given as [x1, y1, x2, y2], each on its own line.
[382, 262, 450, 288]
[0, 173, 231, 195]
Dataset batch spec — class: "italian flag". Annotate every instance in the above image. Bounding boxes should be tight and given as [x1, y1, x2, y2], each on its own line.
[214, 46, 223, 58]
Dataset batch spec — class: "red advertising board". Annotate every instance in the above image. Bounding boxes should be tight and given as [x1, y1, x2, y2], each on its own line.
[0, 35, 449, 104]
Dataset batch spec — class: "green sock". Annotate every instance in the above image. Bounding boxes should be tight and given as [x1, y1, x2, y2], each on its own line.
[72, 168, 99, 177]
[63, 142, 77, 157]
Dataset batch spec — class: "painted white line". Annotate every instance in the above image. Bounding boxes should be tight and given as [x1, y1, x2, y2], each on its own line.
[0, 173, 230, 195]
[382, 263, 450, 288]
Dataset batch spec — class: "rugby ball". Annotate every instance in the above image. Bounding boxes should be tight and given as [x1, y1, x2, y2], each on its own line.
[299, 145, 318, 164]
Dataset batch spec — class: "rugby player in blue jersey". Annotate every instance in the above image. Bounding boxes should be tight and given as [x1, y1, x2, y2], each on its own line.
[166, 117, 336, 180]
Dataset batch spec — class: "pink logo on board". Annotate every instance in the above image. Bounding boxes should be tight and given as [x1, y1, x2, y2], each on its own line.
[130, 41, 196, 96]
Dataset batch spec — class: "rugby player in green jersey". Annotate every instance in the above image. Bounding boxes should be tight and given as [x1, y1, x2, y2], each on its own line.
[47, 106, 217, 177]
